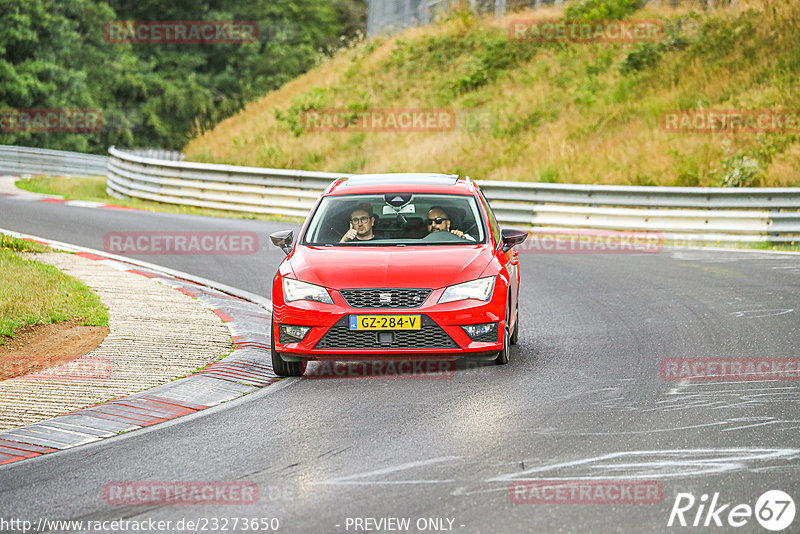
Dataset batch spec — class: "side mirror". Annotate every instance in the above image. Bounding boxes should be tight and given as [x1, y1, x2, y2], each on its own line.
[270, 230, 294, 255]
[501, 228, 527, 253]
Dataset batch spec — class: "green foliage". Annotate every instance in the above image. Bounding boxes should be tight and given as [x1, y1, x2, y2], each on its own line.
[450, 32, 539, 95]
[0, 237, 109, 338]
[274, 87, 331, 136]
[564, 0, 643, 22]
[538, 167, 560, 183]
[619, 19, 691, 75]
[620, 43, 663, 73]
[690, 13, 757, 62]
[332, 0, 368, 42]
[718, 153, 761, 187]
[187, 1, 800, 189]
[713, 139, 761, 187]
[385, 29, 540, 99]
[754, 133, 796, 166]
[16, 175, 107, 200]
[0, 235, 49, 253]
[0, 0, 366, 152]
[345, 132, 366, 146]
[632, 173, 656, 186]
[669, 149, 702, 186]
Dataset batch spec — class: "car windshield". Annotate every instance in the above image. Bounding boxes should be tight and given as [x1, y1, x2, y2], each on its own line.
[303, 193, 486, 246]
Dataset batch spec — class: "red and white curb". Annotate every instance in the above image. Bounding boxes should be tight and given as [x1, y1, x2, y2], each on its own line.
[0, 230, 283, 466]
[31, 197, 141, 211]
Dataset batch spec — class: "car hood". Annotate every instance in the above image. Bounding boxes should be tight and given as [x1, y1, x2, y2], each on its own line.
[288, 245, 494, 290]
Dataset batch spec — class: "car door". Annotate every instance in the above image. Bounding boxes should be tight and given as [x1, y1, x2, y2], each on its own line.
[477, 187, 520, 329]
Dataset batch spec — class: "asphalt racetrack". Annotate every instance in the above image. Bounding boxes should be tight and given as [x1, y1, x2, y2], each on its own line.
[0, 195, 798, 533]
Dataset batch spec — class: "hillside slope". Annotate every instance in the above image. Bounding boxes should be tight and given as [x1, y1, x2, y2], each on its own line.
[184, 1, 800, 187]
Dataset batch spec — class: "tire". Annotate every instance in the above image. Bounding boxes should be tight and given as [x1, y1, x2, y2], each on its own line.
[271, 319, 305, 377]
[510, 300, 519, 346]
[495, 301, 511, 365]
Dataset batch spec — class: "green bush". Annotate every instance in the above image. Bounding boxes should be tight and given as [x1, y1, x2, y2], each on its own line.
[0, 0, 365, 153]
[274, 88, 331, 136]
[620, 44, 663, 73]
[452, 33, 539, 94]
[564, 0, 643, 22]
[718, 153, 761, 187]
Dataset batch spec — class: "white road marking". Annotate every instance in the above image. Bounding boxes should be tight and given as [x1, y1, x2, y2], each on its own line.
[729, 309, 794, 318]
[488, 448, 800, 481]
[314, 456, 462, 485]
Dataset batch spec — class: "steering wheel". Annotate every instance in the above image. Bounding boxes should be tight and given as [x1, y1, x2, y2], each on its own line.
[421, 229, 465, 242]
[460, 219, 479, 237]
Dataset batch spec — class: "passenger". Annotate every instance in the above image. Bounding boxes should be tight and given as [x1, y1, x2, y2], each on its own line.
[427, 206, 475, 241]
[340, 204, 381, 242]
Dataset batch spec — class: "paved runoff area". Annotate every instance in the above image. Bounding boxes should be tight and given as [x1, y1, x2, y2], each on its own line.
[0, 247, 279, 464]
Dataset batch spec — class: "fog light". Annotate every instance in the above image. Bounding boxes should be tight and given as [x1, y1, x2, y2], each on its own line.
[279, 324, 311, 343]
[462, 322, 497, 341]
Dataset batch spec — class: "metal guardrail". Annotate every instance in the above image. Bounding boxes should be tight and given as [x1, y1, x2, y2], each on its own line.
[107, 147, 340, 218]
[107, 146, 800, 242]
[479, 181, 800, 210]
[0, 145, 108, 177]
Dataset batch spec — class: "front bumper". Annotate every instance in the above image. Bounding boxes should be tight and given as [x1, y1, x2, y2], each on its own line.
[272, 285, 505, 361]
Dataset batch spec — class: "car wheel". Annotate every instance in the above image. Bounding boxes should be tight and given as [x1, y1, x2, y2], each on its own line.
[495, 301, 511, 365]
[271, 319, 305, 377]
[510, 301, 519, 346]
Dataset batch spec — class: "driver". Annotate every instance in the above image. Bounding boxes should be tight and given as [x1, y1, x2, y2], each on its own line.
[340, 204, 381, 242]
[427, 206, 475, 241]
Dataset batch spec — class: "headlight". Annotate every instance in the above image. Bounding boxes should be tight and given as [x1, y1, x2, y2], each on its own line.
[282, 278, 333, 304]
[439, 276, 495, 304]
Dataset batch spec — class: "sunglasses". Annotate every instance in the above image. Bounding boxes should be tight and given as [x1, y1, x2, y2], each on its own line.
[350, 216, 371, 224]
[427, 217, 449, 225]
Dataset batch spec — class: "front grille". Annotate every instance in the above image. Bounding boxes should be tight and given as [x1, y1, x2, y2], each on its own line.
[340, 288, 432, 309]
[315, 316, 456, 350]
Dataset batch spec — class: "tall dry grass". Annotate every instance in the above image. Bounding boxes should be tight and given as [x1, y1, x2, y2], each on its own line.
[184, 1, 800, 187]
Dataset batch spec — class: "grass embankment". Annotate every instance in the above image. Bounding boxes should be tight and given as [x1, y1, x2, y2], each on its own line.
[184, 0, 800, 187]
[14, 176, 302, 222]
[0, 235, 109, 342]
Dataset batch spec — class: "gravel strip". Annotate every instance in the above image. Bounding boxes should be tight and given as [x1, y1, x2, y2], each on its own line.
[0, 252, 232, 431]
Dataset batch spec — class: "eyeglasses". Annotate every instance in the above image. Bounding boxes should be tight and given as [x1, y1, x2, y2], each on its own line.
[427, 217, 449, 225]
[350, 216, 371, 224]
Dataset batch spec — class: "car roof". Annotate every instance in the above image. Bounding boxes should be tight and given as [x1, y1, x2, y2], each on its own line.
[323, 173, 476, 196]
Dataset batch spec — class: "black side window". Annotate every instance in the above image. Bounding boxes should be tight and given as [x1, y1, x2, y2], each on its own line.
[478, 188, 501, 248]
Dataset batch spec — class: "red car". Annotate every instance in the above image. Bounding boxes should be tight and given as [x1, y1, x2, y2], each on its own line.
[269, 173, 527, 376]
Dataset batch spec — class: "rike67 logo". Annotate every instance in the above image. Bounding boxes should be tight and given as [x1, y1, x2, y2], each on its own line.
[668, 490, 795, 531]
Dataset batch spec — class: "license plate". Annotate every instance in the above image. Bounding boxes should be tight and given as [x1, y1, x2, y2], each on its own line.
[349, 315, 421, 330]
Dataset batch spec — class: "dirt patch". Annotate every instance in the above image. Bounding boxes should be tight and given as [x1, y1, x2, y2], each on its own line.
[0, 320, 109, 380]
